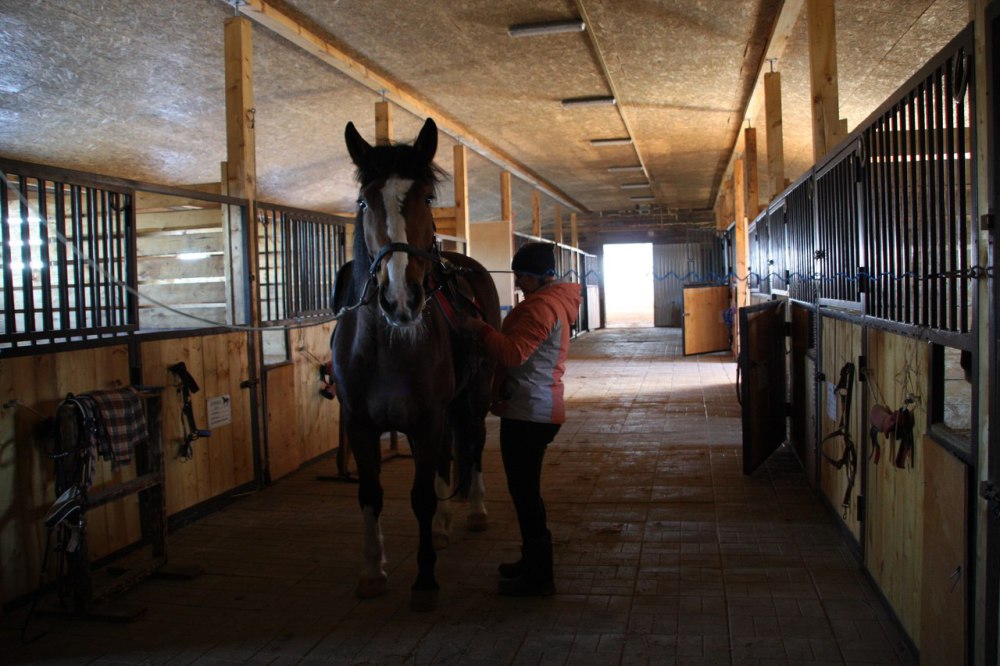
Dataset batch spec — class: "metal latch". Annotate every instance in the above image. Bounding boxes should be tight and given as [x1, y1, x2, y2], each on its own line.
[980, 481, 1000, 518]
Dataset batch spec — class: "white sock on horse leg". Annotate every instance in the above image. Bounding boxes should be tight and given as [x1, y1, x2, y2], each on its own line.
[361, 505, 387, 581]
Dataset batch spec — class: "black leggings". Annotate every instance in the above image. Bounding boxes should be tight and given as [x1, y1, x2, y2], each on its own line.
[500, 418, 561, 541]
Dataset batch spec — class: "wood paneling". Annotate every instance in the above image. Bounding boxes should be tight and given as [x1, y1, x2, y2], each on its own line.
[682, 285, 729, 355]
[264, 323, 339, 481]
[139, 332, 255, 516]
[818, 315, 862, 538]
[0, 345, 133, 606]
[863, 326, 928, 646]
[920, 436, 968, 663]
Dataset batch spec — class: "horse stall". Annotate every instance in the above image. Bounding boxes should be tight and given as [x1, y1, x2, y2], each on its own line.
[741, 26, 981, 662]
[0, 160, 346, 612]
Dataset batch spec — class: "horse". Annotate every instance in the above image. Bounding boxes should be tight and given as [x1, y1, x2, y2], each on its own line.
[330, 117, 501, 611]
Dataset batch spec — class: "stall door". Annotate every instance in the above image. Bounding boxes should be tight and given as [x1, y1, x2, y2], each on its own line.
[682, 285, 730, 355]
[739, 300, 787, 474]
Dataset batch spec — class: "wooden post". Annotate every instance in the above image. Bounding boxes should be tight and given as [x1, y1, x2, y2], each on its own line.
[223, 17, 259, 326]
[764, 71, 787, 200]
[453, 144, 469, 253]
[733, 158, 748, 355]
[500, 171, 513, 225]
[224, 18, 256, 203]
[375, 101, 393, 146]
[554, 204, 563, 245]
[531, 190, 541, 238]
[223, 16, 267, 484]
[717, 177, 734, 233]
[807, 0, 846, 162]
[744, 127, 760, 219]
[570, 212, 579, 249]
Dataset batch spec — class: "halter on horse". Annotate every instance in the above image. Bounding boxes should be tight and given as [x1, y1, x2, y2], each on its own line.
[331, 117, 501, 611]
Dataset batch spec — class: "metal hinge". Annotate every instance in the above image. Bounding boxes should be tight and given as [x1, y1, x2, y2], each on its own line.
[240, 378, 260, 389]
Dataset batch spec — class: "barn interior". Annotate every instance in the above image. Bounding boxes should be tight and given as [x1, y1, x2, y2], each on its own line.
[1, 0, 997, 663]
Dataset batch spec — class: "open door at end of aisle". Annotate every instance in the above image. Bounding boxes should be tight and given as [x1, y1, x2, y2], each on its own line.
[738, 300, 788, 475]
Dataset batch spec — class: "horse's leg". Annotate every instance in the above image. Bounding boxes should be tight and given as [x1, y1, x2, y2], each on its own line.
[350, 423, 387, 599]
[452, 394, 489, 532]
[409, 424, 445, 612]
[431, 423, 454, 550]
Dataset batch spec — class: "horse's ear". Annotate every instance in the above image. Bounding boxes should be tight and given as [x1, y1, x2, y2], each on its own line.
[345, 122, 372, 168]
[413, 118, 438, 164]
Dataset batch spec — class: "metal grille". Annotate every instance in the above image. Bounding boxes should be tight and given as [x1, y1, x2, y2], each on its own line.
[862, 42, 974, 333]
[751, 214, 771, 295]
[767, 204, 789, 293]
[257, 204, 348, 323]
[1, 169, 135, 350]
[815, 150, 861, 304]
[785, 180, 815, 303]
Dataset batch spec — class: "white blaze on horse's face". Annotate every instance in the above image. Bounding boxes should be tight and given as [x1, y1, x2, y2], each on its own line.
[381, 177, 414, 318]
[363, 176, 434, 328]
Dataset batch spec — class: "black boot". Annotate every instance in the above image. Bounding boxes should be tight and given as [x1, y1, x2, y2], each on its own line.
[497, 549, 525, 579]
[498, 531, 554, 597]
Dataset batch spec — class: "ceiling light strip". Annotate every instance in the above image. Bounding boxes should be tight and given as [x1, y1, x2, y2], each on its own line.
[508, 19, 586, 38]
[561, 96, 616, 108]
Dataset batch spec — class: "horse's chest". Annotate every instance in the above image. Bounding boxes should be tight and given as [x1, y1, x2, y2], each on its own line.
[336, 335, 455, 429]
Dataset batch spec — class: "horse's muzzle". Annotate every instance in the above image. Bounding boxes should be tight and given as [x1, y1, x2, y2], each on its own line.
[378, 281, 425, 327]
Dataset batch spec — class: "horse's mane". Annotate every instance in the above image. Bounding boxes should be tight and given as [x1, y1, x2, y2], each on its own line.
[348, 142, 445, 299]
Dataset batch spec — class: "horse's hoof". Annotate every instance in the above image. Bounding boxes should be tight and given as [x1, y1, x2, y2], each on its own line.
[466, 512, 489, 532]
[432, 530, 450, 551]
[410, 588, 439, 612]
[356, 576, 387, 599]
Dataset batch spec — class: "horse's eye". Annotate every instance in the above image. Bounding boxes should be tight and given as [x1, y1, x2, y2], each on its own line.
[357, 197, 368, 211]
[425, 195, 435, 206]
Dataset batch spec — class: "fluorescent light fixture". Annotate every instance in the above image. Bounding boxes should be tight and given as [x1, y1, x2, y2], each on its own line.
[178, 252, 211, 261]
[590, 138, 632, 146]
[630, 196, 656, 202]
[620, 183, 650, 190]
[508, 19, 586, 38]
[607, 165, 644, 173]
[561, 96, 616, 108]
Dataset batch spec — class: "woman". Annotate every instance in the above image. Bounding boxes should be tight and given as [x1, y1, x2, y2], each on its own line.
[462, 241, 581, 596]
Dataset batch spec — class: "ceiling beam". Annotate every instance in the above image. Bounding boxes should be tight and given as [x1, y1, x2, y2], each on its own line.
[230, 0, 586, 212]
[712, 0, 805, 212]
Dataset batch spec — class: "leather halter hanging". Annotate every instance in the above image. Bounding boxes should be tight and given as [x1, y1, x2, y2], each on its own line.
[821, 363, 857, 517]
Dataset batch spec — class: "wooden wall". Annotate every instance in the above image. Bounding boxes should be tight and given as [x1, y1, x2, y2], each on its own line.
[264, 323, 339, 481]
[862, 326, 929, 646]
[1, 321, 342, 608]
[818, 315, 863, 541]
[0, 345, 136, 605]
[139, 331, 256, 516]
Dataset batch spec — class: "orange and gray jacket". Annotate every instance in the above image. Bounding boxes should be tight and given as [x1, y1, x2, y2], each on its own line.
[477, 280, 581, 424]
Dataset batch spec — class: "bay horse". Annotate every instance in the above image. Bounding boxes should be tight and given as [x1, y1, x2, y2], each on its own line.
[331, 117, 501, 611]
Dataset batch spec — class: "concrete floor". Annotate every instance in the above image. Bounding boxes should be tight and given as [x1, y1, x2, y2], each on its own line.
[1, 327, 914, 665]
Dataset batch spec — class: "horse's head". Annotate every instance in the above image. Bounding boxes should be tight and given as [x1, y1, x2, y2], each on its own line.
[345, 118, 441, 327]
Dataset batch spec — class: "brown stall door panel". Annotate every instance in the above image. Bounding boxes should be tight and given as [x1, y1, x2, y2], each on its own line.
[920, 436, 968, 664]
[739, 300, 787, 475]
[682, 285, 731, 355]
